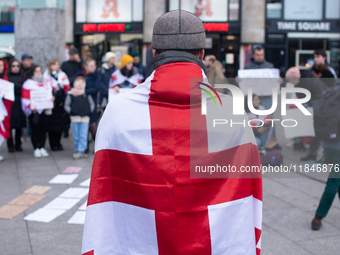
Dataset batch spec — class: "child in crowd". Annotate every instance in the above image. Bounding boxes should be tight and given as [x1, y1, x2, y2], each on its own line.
[64, 77, 94, 159]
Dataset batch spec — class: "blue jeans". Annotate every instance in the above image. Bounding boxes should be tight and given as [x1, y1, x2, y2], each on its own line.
[259, 96, 276, 138]
[72, 122, 89, 153]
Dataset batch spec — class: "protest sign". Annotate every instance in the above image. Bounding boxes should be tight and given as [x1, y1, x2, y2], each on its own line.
[282, 107, 315, 139]
[238, 68, 280, 96]
[0, 79, 14, 101]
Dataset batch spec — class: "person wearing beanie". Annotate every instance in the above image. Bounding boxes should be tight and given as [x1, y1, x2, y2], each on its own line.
[82, 10, 262, 255]
[115, 54, 139, 89]
[99, 51, 117, 106]
[131, 51, 146, 82]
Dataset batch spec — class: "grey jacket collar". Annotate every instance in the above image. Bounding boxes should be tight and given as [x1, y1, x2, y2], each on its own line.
[146, 51, 207, 78]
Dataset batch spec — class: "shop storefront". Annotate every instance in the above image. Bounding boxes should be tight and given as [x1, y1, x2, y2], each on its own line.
[168, 0, 241, 78]
[0, 0, 15, 61]
[73, 0, 144, 67]
[265, 0, 340, 76]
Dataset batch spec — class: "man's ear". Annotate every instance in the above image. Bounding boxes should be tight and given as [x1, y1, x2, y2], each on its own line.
[198, 49, 205, 60]
[153, 49, 158, 57]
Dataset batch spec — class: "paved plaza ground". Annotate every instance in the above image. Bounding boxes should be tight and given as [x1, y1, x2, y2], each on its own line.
[0, 126, 339, 255]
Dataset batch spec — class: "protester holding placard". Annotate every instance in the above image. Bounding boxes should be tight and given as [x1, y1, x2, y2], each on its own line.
[0, 58, 13, 161]
[238, 45, 281, 150]
[6, 58, 26, 152]
[119, 54, 141, 89]
[21, 65, 54, 158]
[44, 59, 71, 151]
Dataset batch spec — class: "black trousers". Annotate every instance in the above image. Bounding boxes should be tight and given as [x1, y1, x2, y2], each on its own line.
[28, 113, 50, 150]
[7, 128, 22, 149]
[48, 131, 62, 149]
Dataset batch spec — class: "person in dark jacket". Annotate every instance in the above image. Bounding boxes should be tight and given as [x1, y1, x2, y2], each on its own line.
[242, 45, 280, 148]
[20, 54, 34, 83]
[61, 47, 82, 87]
[6, 58, 26, 152]
[64, 76, 94, 159]
[131, 52, 146, 81]
[44, 59, 71, 151]
[74, 58, 100, 139]
[303, 49, 337, 79]
[99, 52, 116, 106]
[244, 45, 274, 69]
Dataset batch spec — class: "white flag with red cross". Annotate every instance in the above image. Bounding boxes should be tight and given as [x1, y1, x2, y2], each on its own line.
[82, 62, 262, 255]
[109, 69, 128, 88]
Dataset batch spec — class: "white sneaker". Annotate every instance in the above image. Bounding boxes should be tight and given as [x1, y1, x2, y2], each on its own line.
[34, 148, 42, 158]
[40, 148, 49, 157]
[0, 155, 4, 161]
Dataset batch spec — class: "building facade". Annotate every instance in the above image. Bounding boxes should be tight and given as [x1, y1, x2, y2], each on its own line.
[9, 0, 340, 77]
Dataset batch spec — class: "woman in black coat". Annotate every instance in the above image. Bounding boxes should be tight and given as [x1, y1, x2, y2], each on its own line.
[6, 58, 26, 152]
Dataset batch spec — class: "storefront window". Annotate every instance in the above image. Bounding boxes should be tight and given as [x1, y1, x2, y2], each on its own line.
[284, 0, 323, 20]
[325, 0, 340, 19]
[17, 0, 64, 9]
[229, 0, 239, 21]
[0, 0, 15, 22]
[266, 0, 282, 19]
[169, 0, 233, 22]
[76, 0, 143, 23]
[0, 33, 14, 48]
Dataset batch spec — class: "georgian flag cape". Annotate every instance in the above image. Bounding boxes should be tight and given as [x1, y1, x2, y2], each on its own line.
[21, 79, 52, 116]
[82, 53, 262, 255]
[43, 70, 70, 94]
[109, 69, 143, 88]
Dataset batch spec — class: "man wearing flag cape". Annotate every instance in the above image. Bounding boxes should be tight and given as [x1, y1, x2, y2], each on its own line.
[82, 10, 262, 255]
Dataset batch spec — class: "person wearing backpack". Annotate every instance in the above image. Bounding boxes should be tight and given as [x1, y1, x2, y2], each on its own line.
[311, 71, 340, 230]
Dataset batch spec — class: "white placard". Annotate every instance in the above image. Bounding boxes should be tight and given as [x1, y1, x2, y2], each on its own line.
[79, 178, 90, 187]
[30, 90, 53, 110]
[44, 197, 81, 210]
[67, 210, 86, 225]
[59, 188, 89, 199]
[49, 174, 79, 184]
[238, 69, 280, 96]
[79, 201, 87, 211]
[24, 208, 66, 223]
[0, 79, 14, 101]
[282, 107, 315, 139]
[108, 87, 132, 102]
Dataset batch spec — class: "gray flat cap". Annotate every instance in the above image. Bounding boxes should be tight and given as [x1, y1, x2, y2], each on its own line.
[152, 10, 206, 50]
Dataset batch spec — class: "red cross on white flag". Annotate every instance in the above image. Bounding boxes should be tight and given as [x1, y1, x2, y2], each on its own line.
[82, 63, 262, 255]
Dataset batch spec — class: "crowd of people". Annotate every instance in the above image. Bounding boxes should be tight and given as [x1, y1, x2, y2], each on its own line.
[0, 48, 146, 161]
[202, 46, 340, 231]
[0, 38, 339, 233]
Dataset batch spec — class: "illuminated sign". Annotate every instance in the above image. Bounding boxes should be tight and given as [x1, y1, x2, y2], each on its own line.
[83, 23, 131, 32]
[277, 21, 331, 31]
[203, 23, 229, 32]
